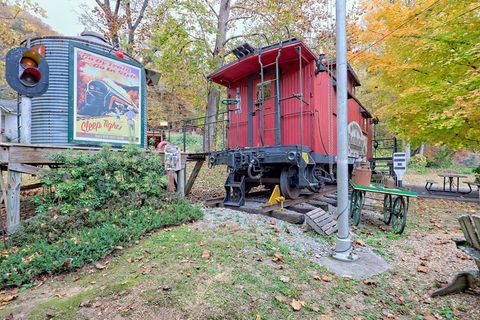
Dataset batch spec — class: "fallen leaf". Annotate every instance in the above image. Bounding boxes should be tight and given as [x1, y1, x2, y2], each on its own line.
[274, 295, 288, 303]
[322, 275, 332, 282]
[317, 315, 334, 320]
[313, 275, 321, 280]
[256, 314, 261, 320]
[417, 266, 429, 273]
[362, 289, 372, 296]
[0, 294, 18, 303]
[311, 305, 320, 312]
[90, 281, 96, 285]
[272, 253, 284, 263]
[290, 299, 305, 311]
[355, 239, 366, 246]
[115, 246, 124, 250]
[162, 285, 171, 291]
[202, 250, 211, 260]
[79, 300, 91, 307]
[363, 279, 377, 286]
[63, 258, 73, 267]
[94, 263, 106, 270]
[279, 276, 290, 283]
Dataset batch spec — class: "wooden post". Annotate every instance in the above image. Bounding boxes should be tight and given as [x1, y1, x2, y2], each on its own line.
[6, 169, 21, 234]
[177, 166, 185, 198]
[185, 160, 204, 196]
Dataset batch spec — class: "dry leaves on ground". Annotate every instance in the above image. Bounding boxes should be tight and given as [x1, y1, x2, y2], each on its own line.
[201, 250, 211, 260]
[272, 253, 284, 263]
[417, 265, 429, 273]
[0, 288, 19, 309]
[290, 299, 305, 311]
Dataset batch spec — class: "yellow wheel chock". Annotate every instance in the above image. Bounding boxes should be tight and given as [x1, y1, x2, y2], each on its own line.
[267, 185, 285, 207]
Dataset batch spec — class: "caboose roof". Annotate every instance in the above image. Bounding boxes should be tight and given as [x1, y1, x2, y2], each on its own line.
[208, 39, 317, 85]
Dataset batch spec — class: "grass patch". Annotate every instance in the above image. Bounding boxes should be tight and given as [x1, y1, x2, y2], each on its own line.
[0, 145, 203, 289]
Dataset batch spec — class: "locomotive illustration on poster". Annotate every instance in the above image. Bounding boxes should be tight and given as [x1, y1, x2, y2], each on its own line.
[69, 44, 145, 146]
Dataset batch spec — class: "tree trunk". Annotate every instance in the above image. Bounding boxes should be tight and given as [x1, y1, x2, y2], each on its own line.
[204, 0, 231, 152]
[204, 87, 220, 151]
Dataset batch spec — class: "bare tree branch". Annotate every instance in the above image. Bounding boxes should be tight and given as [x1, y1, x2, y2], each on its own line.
[203, 0, 218, 18]
[114, 0, 121, 15]
[132, 0, 149, 30]
[223, 33, 259, 46]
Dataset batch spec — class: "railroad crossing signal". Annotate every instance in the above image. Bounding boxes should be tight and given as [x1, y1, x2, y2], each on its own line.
[5, 46, 49, 97]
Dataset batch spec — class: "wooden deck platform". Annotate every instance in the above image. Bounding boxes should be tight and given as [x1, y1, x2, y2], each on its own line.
[0, 143, 206, 235]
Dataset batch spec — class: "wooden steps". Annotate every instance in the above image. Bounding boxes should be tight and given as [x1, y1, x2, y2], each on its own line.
[305, 207, 337, 235]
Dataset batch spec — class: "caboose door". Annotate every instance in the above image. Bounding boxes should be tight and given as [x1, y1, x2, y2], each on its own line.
[253, 76, 276, 147]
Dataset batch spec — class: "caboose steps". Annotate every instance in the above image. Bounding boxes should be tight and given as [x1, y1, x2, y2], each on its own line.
[223, 173, 246, 206]
[305, 208, 337, 235]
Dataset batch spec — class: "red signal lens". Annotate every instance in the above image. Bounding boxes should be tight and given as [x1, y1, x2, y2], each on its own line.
[20, 67, 42, 86]
[18, 49, 43, 87]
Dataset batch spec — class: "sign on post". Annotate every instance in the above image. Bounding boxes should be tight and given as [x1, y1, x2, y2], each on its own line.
[393, 152, 407, 187]
[69, 44, 145, 147]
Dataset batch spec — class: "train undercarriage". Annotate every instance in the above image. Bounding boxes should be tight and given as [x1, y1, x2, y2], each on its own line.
[209, 146, 339, 206]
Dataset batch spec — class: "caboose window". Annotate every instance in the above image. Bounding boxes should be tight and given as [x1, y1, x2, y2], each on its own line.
[256, 80, 272, 101]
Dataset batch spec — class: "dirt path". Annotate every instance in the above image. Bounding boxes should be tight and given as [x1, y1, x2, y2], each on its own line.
[0, 197, 478, 320]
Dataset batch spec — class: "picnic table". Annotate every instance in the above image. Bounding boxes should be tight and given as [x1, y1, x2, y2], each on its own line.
[438, 173, 467, 193]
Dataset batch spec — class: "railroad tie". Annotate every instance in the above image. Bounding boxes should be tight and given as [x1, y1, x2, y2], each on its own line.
[305, 207, 337, 235]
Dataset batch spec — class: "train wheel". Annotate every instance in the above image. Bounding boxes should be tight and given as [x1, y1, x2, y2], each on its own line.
[383, 194, 392, 224]
[280, 166, 301, 199]
[391, 196, 407, 234]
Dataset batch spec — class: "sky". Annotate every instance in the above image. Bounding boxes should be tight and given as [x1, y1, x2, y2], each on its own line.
[36, 0, 96, 36]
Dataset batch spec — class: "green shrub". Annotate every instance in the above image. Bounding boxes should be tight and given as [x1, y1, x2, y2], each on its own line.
[409, 154, 427, 173]
[409, 154, 427, 168]
[168, 132, 203, 153]
[473, 165, 480, 183]
[426, 147, 453, 168]
[0, 145, 203, 288]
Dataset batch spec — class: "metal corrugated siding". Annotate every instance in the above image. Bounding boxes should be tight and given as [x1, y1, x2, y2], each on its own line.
[29, 37, 146, 146]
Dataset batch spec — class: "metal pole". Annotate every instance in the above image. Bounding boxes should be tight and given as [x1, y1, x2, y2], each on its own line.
[333, 0, 356, 261]
[20, 96, 31, 144]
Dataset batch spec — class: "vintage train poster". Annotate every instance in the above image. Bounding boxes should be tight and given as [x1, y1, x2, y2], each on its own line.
[69, 45, 144, 146]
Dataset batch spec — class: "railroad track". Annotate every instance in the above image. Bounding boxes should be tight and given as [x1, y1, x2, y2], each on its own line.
[206, 185, 339, 235]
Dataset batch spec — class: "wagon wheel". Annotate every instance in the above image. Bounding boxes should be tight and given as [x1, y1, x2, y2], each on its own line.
[350, 190, 363, 226]
[383, 194, 392, 224]
[391, 196, 407, 234]
[280, 166, 301, 199]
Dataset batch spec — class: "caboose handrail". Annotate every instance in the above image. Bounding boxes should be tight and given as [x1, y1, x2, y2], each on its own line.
[279, 94, 310, 106]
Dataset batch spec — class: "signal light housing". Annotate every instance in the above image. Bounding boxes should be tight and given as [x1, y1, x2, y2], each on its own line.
[5, 45, 49, 97]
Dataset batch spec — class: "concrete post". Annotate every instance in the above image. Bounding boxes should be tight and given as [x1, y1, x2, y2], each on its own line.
[333, 0, 356, 261]
[20, 95, 31, 144]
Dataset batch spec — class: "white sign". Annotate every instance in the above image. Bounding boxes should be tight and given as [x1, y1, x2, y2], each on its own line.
[393, 152, 407, 181]
[348, 121, 367, 159]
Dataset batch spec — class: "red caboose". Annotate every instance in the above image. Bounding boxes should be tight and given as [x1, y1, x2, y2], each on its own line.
[208, 39, 374, 206]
